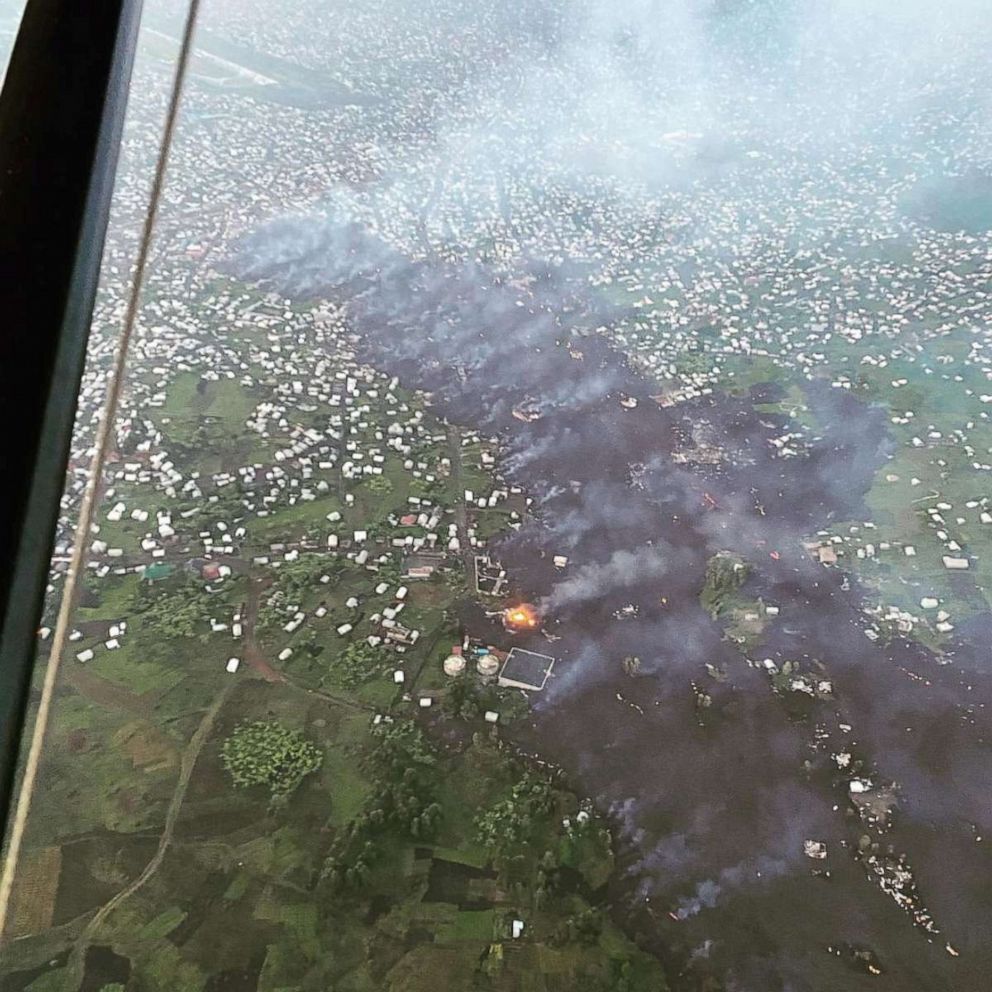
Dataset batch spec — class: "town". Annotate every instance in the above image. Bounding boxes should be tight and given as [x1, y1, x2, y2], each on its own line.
[4, 1, 992, 991]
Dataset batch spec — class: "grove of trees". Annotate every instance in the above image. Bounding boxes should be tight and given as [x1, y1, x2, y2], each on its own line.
[475, 772, 555, 875]
[320, 720, 443, 891]
[221, 720, 323, 806]
[336, 641, 389, 687]
[132, 578, 215, 641]
[699, 551, 749, 618]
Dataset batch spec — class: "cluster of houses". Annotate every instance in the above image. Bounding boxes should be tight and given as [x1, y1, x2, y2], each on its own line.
[36, 0, 992, 668]
[806, 482, 992, 642]
[46, 279, 535, 685]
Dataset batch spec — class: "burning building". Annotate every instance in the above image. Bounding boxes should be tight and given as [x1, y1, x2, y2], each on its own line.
[503, 603, 539, 632]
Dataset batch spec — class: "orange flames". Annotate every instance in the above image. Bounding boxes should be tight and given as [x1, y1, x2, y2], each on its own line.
[504, 603, 539, 630]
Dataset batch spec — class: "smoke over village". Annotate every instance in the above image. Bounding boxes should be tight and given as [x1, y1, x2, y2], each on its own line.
[6, 0, 992, 990]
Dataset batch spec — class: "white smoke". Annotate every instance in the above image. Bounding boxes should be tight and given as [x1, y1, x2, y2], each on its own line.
[542, 544, 686, 611]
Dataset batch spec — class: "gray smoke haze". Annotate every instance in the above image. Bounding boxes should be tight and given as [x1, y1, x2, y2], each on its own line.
[543, 545, 682, 610]
[676, 855, 789, 920]
[283, 0, 992, 271]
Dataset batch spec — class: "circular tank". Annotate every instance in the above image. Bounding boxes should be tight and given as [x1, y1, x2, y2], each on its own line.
[443, 654, 466, 677]
[476, 653, 500, 677]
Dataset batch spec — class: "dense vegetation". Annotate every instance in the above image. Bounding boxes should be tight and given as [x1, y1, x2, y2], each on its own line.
[699, 551, 750, 618]
[475, 773, 555, 869]
[131, 578, 216, 641]
[221, 720, 323, 805]
[321, 720, 443, 889]
[336, 640, 391, 687]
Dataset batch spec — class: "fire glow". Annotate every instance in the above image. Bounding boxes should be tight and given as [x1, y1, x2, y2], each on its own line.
[504, 603, 539, 630]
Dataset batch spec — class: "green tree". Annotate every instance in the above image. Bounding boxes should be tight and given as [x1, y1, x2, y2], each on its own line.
[296, 626, 321, 658]
[699, 551, 749, 618]
[320, 721, 443, 890]
[336, 641, 388, 687]
[277, 554, 342, 604]
[551, 906, 602, 947]
[443, 566, 469, 599]
[375, 556, 403, 585]
[367, 720, 437, 779]
[442, 673, 482, 720]
[475, 772, 555, 869]
[366, 475, 394, 496]
[135, 578, 215, 641]
[221, 720, 323, 804]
